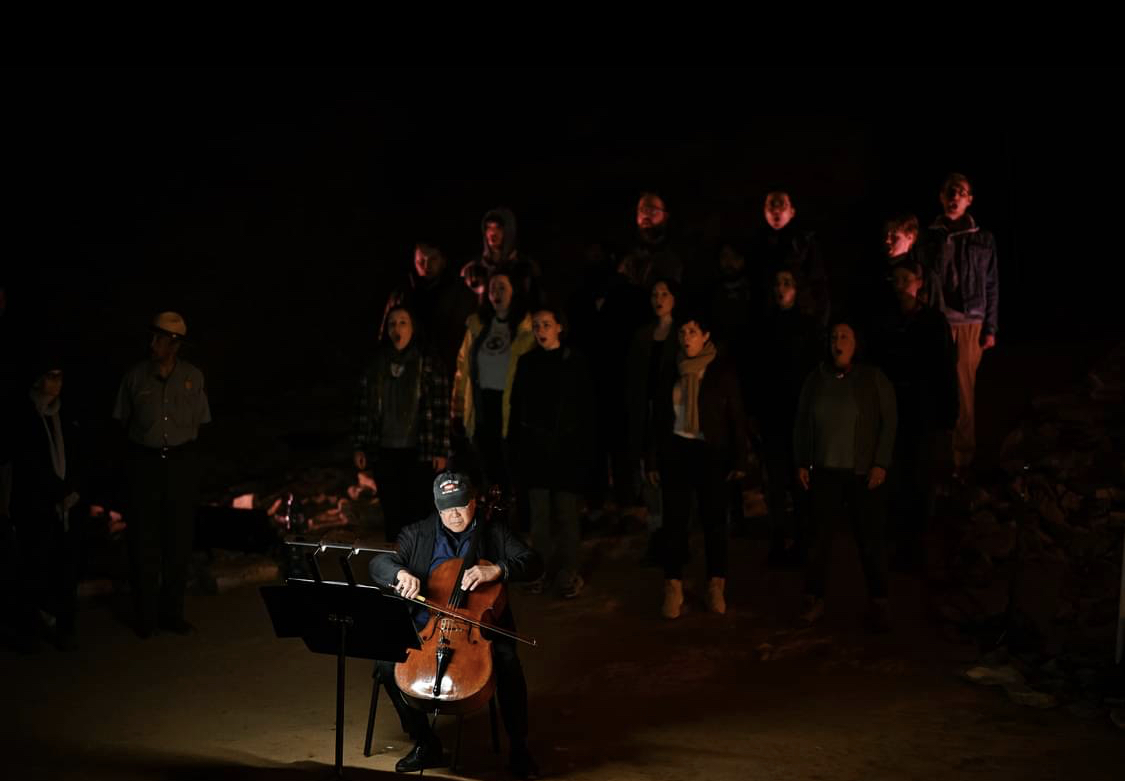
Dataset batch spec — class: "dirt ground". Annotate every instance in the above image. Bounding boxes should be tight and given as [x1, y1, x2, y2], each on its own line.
[4, 523, 1124, 781]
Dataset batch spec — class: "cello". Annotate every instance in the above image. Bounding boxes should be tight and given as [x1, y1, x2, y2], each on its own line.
[385, 504, 536, 717]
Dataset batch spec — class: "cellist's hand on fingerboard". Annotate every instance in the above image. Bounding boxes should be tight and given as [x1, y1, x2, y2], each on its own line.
[461, 560, 502, 591]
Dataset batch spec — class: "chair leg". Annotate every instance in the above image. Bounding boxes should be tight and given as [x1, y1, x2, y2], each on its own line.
[452, 715, 464, 772]
[488, 695, 500, 753]
[363, 664, 381, 757]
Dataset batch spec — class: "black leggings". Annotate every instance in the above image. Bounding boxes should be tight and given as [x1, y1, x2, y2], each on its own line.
[660, 436, 728, 580]
[473, 389, 510, 492]
[804, 468, 889, 599]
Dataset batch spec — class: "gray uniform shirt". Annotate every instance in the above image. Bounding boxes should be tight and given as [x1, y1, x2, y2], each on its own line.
[113, 359, 211, 448]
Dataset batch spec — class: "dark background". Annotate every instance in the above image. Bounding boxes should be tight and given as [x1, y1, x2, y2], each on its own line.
[5, 66, 1122, 492]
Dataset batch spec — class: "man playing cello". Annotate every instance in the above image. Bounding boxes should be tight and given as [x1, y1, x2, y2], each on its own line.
[370, 471, 542, 778]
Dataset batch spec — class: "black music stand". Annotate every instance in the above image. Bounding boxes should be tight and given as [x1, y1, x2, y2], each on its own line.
[261, 542, 419, 778]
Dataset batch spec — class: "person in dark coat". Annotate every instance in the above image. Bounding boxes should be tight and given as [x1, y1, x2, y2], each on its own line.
[9, 356, 85, 650]
[508, 304, 595, 598]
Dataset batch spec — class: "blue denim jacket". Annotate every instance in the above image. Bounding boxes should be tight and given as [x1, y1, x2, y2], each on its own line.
[919, 215, 999, 337]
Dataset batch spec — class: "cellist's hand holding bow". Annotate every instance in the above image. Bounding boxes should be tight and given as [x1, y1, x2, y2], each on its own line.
[395, 570, 422, 600]
[461, 559, 502, 592]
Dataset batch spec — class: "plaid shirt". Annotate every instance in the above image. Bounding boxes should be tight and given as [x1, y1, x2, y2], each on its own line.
[352, 352, 451, 463]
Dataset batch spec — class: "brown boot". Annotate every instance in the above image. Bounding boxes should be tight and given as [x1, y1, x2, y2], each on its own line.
[799, 595, 825, 627]
[706, 577, 727, 615]
[662, 579, 684, 619]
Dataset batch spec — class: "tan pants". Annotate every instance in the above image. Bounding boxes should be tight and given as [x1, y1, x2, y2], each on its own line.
[949, 322, 984, 468]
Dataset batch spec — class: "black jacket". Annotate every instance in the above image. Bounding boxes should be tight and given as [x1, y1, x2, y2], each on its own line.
[9, 395, 83, 525]
[624, 322, 679, 462]
[507, 346, 596, 492]
[381, 270, 478, 380]
[749, 306, 822, 445]
[369, 512, 544, 631]
[869, 305, 959, 433]
[748, 224, 830, 324]
[648, 351, 749, 474]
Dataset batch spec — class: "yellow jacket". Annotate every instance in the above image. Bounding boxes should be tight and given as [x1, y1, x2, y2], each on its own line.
[453, 313, 536, 438]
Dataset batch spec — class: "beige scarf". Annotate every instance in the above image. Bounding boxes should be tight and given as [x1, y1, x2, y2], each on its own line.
[675, 342, 717, 435]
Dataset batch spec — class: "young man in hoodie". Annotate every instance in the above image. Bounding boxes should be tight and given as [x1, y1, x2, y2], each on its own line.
[460, 207, 540, 307]
[917, 173, 999, 476]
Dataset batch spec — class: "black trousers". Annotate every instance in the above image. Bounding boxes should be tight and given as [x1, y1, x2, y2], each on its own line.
[13, 509, 81, 635]
[761, 435, 809, 550]
[376, 636, 529, 746]
[804, 468, 889, 599]
[889, 420, 938, 565]
[126, 444, 200, 630]
[660, 436, 728, 580]
[373, 448, 434, 543]
[472, 390, 508, 492]
[472, 389, 532, 530]
[591, 398, 634, 511]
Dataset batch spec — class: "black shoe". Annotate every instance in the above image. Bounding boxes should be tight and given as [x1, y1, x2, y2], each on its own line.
[766, 543, 787, 569]
[560, 575, 584, 600]
[639, 530, 664, 568]
[158, 618, 196, 636]
[1, 628, 42, 654]
[395, 740, 446, 773]
[785, 546, 808, 569]
[509, 744, 540, 779]
[798, 595, 825, 627]
[889, 551, 923, 575]
[52, 629, 79, 652]
[523, 576, 546, 595]
[615, 512, 643, 534]
[863, 598, 892, 634]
